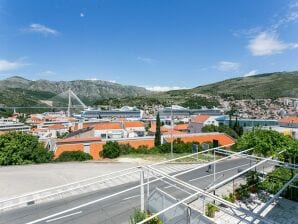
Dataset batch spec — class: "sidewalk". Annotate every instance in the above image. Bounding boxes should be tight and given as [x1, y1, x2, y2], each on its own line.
[0, 162, 138, 200]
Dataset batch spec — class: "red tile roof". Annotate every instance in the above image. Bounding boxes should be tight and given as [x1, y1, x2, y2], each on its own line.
[124, 121, 145, 128]
[163, 129, 184, 135]
[48, 124, 67, 130]
[174, 124, 189, 131]
[278, 117, 298, 124]
[191, 115, 210, 123]
[149, 124, 170, 133]
[94, 122, 122, 130]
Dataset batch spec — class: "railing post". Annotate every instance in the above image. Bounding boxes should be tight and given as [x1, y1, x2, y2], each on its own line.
[147, 169, 150, 209]
[140, 168, 145, 212]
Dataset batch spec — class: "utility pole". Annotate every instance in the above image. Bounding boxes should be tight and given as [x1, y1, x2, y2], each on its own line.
[170, 104, 173, 158]
[67, 88, 71, 117]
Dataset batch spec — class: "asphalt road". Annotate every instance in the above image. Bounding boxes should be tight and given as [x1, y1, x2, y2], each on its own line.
[0, 157, 269, 224]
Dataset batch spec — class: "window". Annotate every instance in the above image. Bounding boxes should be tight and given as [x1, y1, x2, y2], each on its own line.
[83, 144, 90, 154]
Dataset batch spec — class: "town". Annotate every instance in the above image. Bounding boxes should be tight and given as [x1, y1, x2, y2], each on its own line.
[1, 90, 298, 161]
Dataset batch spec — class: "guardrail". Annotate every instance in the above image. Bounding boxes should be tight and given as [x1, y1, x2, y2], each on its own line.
[0, 167, 141, 211]
[0, 144, 234, 212]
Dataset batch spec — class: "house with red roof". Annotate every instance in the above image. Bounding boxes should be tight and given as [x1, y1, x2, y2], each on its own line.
[48, 124, 68, 138]
[174, 123, 189, 133]
[189, 115, 219, 133]
[123, 121, 145, 137]
[93, 122, 124, 139]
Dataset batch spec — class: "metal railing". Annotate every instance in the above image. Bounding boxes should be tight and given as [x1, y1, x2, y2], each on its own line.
[0, 167, 141, 211]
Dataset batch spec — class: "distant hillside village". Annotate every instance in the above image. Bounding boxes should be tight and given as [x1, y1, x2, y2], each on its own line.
[1, 98, 298, 160]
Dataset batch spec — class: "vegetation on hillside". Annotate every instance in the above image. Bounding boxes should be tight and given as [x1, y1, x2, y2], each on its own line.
[193, 71, 298, 99]
[0, 76, 151, 108]
[94, 71, 298, 108]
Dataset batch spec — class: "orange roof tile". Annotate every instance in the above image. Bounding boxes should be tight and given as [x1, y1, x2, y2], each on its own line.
[174, 124, 189, 131]
[94, 122, 122, 130]
[163, 129, 184, 135]
[124, 121, 145, 128]
[278, 117, 298, 124]
[149, 124, 169, 133]
[191, 115, 210, 123]
[48, 124, 67, 130]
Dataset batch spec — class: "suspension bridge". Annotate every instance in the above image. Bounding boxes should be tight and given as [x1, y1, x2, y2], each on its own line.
[0, 89, 88, 116]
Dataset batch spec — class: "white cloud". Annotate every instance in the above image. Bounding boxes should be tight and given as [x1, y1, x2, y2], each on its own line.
[80, 12, 85, 17]
[86, 78, 116, 83]
[37, 70, 56, 77]
[216, 61, 240, 71]
[24, 23, 59, 36]
[137, 56, 158, 65]
[248, 31, 298, 56]
[243, 70, 258, 77]
[0, 59, 25, 71]
[287, 11, 298, 22]
[144, 86, 188, 92]
[289, 2, 298, 8]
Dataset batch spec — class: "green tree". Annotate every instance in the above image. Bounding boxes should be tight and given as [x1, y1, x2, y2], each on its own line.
[235, 129, 292, 157]
[154, 113, 161, 146]
[102, 141, 121, 158]
[0, 132, 53, 165]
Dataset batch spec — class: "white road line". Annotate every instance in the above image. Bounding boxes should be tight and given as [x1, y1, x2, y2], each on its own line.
[122, 195, 140, 201]
[45, 211, 82, 223]
[164, 185, 173, 189]
[189, 162, 251, 182]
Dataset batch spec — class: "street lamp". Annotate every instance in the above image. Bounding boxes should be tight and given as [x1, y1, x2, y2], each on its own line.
[171, 104, 173, 158]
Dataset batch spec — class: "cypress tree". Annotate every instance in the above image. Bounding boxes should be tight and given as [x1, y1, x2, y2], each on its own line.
[154, 113, 161, 146]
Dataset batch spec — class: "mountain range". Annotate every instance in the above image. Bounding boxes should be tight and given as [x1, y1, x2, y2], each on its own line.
[0, 76, 150, 107]
[0, 71, 298, 109]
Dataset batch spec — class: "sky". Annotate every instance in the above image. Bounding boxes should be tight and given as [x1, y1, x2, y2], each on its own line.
[0, 0, 298, 91]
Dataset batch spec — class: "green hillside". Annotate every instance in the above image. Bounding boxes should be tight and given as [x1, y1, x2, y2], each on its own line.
[94, 71, 298, 108]
[193, 71, 298, 99]
[0, 76, 151, 107]
[1, 71, 297, 112]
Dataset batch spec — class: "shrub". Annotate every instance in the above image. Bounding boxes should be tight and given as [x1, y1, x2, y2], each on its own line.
[130, 208, 163, 224]
[130, 209, 147, 223]
[156, 140, 202, 154]
[229, 193, 236, 203]
[0, 132, 53, 165]
[206, 203, 219, 218]
[102, 141, 121, 158]
[119, 143, 132, 155]
[235, 184, 250, 200]
[56, 151, 92, 162]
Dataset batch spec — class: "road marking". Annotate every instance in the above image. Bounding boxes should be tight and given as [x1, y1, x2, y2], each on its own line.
[45, 211, 82, 223]
[164, 185, 173, 189]
[122, 195, 140, 201]
[189, 162, 251, 182]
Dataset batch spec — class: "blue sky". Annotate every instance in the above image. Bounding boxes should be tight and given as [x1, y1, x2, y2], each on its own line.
[0, 0, 298, 90]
